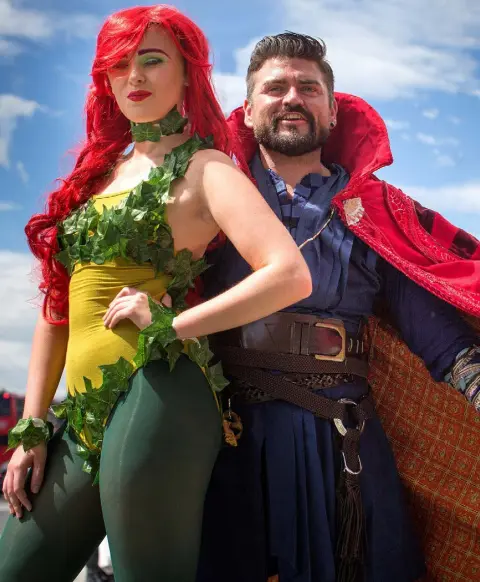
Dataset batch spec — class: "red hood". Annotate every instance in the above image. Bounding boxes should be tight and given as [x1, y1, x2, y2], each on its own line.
[226, 92, 393, 180]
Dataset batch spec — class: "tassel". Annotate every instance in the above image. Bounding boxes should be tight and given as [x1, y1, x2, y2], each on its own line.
[222, 398, 243, 447]
[336, 468, 364, 582]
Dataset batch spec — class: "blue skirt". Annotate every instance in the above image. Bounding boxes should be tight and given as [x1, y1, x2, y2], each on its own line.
[196, 382, 426, 582]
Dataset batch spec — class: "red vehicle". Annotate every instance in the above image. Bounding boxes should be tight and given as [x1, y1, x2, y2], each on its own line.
[0, 391, 24, 479]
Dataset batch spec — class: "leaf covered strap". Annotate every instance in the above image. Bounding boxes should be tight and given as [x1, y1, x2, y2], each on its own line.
[8, 416, 54, 451]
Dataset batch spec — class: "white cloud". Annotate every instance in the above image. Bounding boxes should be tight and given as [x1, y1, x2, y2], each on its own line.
[0, 251, 63, 398]
[55, 65, 89, 88]
[0, 37, 21, 57]
[0, 251, 38, 394]
[0, 0, 100, 55]
[0, 201, 21, 210]
[0, 251, 38, 335]
[0, 3, 99, 168]
[213, 73, 247, 114]
[16, 160, 28, 183]
[416, 133, 459, 166]
[213, 39, 259, 111]
[0, 94, 37, 118]
[55, 14, 101, 41]
[435, 153, 456, 167]
[0, 94, 40, 167]
[448, 115, 461, 124]
[422, 108, 439, 119]
[440, 137, 460, 147]
[0, 0, 53, 40]
[215, 0, 480, 106]
[385, 119, 410, 130]
[416, 133, 459, 147]
[0, 339, 31, 384]
[401, 182, 480, 214]
[416, 133, 436, 145]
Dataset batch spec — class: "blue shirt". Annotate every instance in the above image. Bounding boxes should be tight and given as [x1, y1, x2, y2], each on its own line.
[203, 153, 478, 381]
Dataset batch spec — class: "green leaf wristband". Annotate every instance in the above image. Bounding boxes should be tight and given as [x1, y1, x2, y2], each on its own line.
[7, 416, 54, 452]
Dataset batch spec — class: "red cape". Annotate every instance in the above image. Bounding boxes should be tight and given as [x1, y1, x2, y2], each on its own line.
[227, 93, 480, 316]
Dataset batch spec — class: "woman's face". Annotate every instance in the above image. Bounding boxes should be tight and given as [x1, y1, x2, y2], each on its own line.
[107, 25, 186, 124]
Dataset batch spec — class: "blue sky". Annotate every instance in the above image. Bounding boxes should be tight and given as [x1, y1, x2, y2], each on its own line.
[1, 0, 479, 394]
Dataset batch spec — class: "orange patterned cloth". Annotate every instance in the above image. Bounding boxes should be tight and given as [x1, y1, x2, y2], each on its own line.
[368, 317, 480, 582]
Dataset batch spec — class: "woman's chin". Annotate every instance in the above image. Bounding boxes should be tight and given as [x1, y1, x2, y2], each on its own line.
[128, 114, 159, 124]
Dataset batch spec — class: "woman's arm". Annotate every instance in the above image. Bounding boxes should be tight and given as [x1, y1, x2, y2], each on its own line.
[22, 313, 69, 419]
[104, 150, 312, 337]
[3, 314, 68, 517]
[172, 150, 312, 339]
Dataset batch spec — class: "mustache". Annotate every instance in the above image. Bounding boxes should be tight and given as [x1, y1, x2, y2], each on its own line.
[272, 105, 315, 128]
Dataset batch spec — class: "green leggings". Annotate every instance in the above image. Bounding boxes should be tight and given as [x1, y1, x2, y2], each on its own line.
[0, 356, 221, 582]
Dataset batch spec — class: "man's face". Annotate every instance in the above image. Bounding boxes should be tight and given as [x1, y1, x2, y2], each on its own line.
[244, 57, 337, 156]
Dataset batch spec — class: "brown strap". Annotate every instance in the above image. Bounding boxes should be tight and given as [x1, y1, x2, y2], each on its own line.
[217, 346, 369, 378]
[227, 364, 374, 428]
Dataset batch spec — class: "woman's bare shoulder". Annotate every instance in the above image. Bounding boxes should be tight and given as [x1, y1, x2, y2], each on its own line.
[189, 148, 237, 171]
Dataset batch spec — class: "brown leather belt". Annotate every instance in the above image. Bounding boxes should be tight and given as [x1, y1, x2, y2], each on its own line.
[212, 312, 368, 378]
[216, 312, 366, 359]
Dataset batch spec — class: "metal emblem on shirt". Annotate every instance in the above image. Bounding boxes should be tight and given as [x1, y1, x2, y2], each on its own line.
[344, 198, 365, 226]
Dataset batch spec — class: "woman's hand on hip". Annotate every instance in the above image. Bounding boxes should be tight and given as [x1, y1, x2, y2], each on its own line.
[103, 287, 156, 330]
[3, 442, 47, 518]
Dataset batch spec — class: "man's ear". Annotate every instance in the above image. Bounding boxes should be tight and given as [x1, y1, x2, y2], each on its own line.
[330, 97, 338, 127]
[243, 99, 254, 129]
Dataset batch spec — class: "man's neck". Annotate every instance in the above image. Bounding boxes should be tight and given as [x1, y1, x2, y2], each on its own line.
[259, 145, 331, 192]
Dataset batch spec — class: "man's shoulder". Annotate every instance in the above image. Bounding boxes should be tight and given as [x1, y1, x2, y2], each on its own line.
[248, 150, 263, 175]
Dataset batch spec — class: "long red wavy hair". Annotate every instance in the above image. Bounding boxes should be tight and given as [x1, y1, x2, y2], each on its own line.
[25, 4, 247, 324]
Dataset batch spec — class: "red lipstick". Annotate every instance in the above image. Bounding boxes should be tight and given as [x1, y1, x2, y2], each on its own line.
[128, 91, 152, 102]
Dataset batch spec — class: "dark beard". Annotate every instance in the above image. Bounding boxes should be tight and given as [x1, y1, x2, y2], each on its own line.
[253, 105, 330, 156]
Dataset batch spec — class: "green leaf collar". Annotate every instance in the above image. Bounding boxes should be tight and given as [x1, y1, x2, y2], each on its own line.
[130, 107, 188, 143]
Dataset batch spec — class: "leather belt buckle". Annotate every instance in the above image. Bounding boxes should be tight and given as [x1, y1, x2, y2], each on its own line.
[313, 319, 346, 362]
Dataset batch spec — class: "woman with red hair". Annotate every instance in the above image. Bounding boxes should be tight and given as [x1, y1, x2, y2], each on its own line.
[0, 5, 311, 580]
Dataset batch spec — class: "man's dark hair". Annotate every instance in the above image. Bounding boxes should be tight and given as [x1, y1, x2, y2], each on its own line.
[246, 32, 335, 103]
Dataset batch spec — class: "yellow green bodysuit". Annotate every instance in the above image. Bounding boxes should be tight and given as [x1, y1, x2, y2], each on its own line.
[65, 189, 171, 395]
[52, 131, 227, 481]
